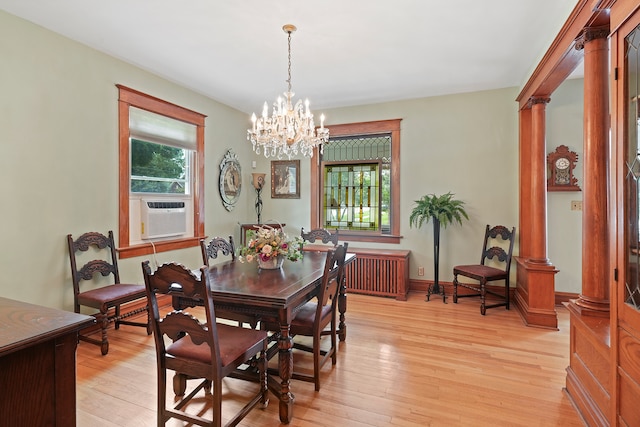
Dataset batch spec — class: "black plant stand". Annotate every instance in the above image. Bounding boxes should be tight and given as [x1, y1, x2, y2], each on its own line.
[426, 282, 447, 303]
[425, 218, 447, 303]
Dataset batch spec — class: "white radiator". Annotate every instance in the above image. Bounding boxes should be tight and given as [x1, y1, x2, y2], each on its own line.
[140, 200, 187, 239]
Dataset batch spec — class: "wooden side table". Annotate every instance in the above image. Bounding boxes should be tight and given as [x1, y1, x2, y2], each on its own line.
[0, 297, 94, 426]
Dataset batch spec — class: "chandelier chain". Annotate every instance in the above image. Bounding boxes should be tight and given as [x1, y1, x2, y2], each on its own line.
[287, 30, 292, 94]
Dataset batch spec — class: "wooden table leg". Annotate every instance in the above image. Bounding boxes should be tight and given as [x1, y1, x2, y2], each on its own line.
[278, 323, 294, 423]
[338, 277, 347, 341]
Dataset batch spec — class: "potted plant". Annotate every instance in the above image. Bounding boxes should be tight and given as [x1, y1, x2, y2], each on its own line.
[409, 192, 469, 301]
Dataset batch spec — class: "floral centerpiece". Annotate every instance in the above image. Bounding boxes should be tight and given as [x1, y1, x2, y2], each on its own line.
[238, 225, 304, 269]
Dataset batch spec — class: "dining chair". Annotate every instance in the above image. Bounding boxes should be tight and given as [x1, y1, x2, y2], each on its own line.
[300, 227, 339, 247]
[200, 235, 236, 266]
[199, 235, 260, 328]
[452, 225, 516, 315]
[67, 230, 151, 355]
[142, 261, 268, 427]
[263, 242, 348, 391]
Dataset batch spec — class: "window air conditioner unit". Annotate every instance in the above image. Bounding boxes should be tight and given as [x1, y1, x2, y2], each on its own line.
[141, 200, 187, 239]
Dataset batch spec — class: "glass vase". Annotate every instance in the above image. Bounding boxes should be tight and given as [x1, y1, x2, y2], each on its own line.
[257, 255, 285, 270]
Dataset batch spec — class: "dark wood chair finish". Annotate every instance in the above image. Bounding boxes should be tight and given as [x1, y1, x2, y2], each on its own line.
[67, 230, 151, 355]
[300, 227, 339, 248]
[452, 225, 516, 315]
[200, 235, 259, 328]
[263, 242, 348, 391]
[142, 261, 268, 427]
[200, 235, 236, 266]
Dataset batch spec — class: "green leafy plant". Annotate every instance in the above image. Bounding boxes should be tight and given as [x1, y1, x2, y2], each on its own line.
[409, 192, 469, 230]
[409, 192, 469, 300]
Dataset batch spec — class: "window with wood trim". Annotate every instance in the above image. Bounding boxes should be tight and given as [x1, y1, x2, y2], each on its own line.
[117, 85, 206, 258]
[311, 119, 401, 244]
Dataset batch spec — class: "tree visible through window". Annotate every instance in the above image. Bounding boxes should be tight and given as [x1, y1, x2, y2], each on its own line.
[131, 139, 189, 194]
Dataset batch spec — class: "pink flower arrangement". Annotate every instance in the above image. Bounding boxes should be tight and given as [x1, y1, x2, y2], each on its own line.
[238, 226, 303, 263]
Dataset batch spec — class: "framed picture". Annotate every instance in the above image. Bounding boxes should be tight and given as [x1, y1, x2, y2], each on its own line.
[271, 160, 300, 199]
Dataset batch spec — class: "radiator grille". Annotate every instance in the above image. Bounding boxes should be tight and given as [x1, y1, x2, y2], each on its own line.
[345, 250, 409, 300]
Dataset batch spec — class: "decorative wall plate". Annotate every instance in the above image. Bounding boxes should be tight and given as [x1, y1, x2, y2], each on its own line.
[219, 149, 242, 211]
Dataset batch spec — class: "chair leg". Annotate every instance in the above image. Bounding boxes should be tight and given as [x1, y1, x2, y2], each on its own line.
[212, 378, 223, 427]
[146, 305, 153, 335]
[259, 345, 269, 408]
[314, 332, 321, 392]
[480, 280, 487, 316]
[331, 324, 337, 366]
[505, 279, 510, 310]
[115, 304, 121, 330]
[453, 274, 459, 303]
[98, 310, 109, 355]
[157, 369, 167, 427]
[338, 288, 347, 342]
[173, 373, 187, 396]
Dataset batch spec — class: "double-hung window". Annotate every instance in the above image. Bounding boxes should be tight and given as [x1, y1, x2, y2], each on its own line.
[118, 85, 205, 258]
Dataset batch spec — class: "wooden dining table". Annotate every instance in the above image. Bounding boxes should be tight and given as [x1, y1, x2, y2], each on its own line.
[176, 250, 355, 424]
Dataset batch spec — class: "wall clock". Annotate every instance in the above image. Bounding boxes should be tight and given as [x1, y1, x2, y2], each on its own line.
[219, 149, 242, 211]
[547, 145, 580, 191]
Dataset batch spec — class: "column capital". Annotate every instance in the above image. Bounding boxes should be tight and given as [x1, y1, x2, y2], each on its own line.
[527, 96, 551, 108]
[575, 26, 609, 50]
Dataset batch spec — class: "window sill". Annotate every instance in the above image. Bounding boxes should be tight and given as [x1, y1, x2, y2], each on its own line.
[117, 236, 202, 259]
[336, 232, 402, 244]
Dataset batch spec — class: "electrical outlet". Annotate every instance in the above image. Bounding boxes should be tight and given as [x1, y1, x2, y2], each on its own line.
[571, 200, 582, 211]
[418, 266, 424, 276]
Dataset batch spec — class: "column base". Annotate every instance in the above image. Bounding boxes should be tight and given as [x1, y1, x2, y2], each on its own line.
[564, 300, 611, 426]
[573, 295, 610, 317]
[514, 256, 559, 329]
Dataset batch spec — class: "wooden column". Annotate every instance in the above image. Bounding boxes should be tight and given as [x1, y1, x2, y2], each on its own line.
[574, 27, 611, 316]
[564, 26, 612, 426]
[514, 97, 559, 329]
[529, 98, 552, 265]
[519, 107, 532, 259]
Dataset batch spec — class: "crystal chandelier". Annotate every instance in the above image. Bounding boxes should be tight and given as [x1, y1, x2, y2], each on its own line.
[247, 24, 329, 159]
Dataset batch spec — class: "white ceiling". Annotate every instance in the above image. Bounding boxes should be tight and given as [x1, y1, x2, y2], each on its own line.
[0, 0, 580, 114]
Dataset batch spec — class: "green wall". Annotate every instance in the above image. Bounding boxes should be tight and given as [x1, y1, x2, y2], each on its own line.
[547, 77, 584, 294]
[266, 89, 522, 288]
[0, 9, 583, 311]
[0, 10, 256, 310]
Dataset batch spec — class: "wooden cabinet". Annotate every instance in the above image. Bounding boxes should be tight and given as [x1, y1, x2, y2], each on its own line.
[0, 297, 94, 426]
[613, 5, 640, 426]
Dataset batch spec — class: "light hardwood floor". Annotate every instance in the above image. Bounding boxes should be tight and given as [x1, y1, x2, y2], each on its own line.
[76, 293, 585, 426]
